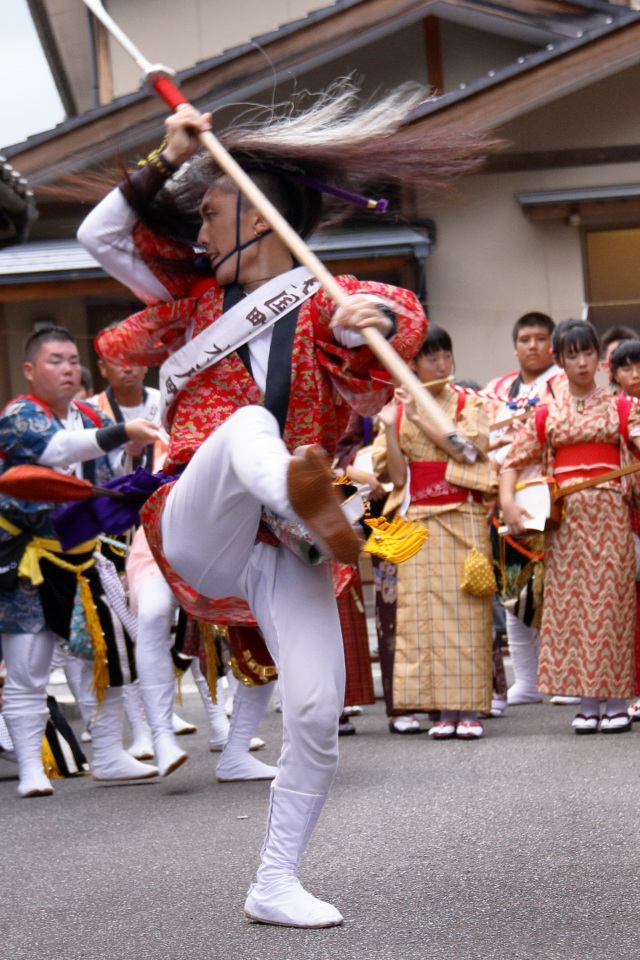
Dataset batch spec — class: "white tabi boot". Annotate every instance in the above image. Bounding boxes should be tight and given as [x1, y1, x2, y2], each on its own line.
[3, 694, 53, 797]
[138, 679, 188, 777]
[122, 681, 155, 759]
[244, 785, 343, 927]
[172, 710, 197, 735]
[90, 686, 159, 781]
[2, 634, 54, 798]
[189, 659, 230, 751]
[505, 613, 543, 705]
[190, 666, 266, 753]
[216, 682, 277, 782]
[0, 714, 16, 763]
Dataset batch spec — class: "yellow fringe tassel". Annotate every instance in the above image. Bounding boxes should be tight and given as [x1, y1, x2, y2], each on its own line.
[201, 622, 221, 703]
[41, 735, 64, 780]
[362, 515, 429, 564]
[78, 574, 109, 705]
[173, 666, 184, 707]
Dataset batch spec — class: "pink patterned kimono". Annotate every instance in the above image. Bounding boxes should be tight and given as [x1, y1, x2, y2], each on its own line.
[502, 387, 638, 697]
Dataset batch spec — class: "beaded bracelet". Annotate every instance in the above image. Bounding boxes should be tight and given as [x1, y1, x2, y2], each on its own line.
[148, 151, 177, 178]
[137, 140, 178, 179]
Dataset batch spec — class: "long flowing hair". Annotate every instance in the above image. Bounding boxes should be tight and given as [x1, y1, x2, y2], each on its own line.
[143, 81, 496, 242]
[39, 81, 497, 245]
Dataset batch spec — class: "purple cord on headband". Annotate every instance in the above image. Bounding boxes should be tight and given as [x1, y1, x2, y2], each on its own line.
[290, 172, 388, 213]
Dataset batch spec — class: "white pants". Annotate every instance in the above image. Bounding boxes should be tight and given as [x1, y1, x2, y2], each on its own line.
[2, 631, 57, 706]
[161, 407, 345, 794]
[136, 577, 178, 686]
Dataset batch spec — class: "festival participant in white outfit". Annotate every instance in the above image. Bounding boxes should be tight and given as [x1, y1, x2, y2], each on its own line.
[77, 89, 484, 926]
[92, 350, 276, 778]
[92, 353, 175, 755]
[125, 522, 277, 780]
[0, 326, 160, 797]
[485, 313, 564, 706]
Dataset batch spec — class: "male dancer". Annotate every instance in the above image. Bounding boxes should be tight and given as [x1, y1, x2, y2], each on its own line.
[486, 312, 563, 705]
[91, 345, 199, 756]
[0, 326, 159, 796]
[78, 91, 481, 925]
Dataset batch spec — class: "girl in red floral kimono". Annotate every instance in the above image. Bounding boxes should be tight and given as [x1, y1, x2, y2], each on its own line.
[608, 339, 640, 722]
[500, 319, 640, 736]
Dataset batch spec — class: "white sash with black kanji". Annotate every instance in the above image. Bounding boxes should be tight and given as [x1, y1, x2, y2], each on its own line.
[159, 266, 319, 425]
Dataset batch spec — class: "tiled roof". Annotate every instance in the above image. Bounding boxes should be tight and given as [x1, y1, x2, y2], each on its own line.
[0, 223, 432, 282]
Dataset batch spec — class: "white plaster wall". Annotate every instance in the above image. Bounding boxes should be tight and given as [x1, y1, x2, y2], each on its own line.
[422, 172, 584, 387]
[422, 157, 640, 386]
[109, 0, 336, 98]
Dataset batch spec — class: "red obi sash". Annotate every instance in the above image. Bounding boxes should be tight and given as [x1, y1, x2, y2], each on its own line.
[409, 461, 482, 505]
[554, 442, 620, 483]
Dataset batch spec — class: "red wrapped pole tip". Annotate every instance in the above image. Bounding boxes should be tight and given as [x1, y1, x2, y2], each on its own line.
[151, 76, 189, 110]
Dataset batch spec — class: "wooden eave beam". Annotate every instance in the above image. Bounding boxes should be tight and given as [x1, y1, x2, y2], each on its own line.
[485, 144, 640, 172]
[522, 197, 640, 221]
[11, 0, 440, 182]
[424, 15, 444, 95]
[11, 0, 637, 183]
[442, 0, 589, 22]
[26, 0, 78, 117]
[0, 277, 127, 303]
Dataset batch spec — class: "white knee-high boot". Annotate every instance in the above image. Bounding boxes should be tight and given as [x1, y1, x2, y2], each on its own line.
[4, 696, 52, 797]
[90, 685, 159, 781]
[0, 714, 16, 762]
[3, 692, 52, 797]
[122, 682, 154, 759]
[61, 651, 95, 732]
[189, 658, 230, 750]
[505, 613, 542, 705]
[2, 632, 55, 798]
[216, 682, 277, 782]
[244, 785, 343, 927]
[134, 578, 187, 775]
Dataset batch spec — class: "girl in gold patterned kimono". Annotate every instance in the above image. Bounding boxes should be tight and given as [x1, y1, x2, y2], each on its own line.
[500, 318, 640, 735]
[372, 327, 496, 740]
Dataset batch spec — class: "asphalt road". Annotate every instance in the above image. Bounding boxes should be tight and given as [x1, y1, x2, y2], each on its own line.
[2, 691, 639, 960]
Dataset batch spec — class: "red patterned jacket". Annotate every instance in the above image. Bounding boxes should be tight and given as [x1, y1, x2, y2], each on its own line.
[96, 223, 427, 471]
[94, 223, 427, 625]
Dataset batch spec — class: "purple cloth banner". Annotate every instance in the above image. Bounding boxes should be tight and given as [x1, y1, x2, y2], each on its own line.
[51, 467, 175, 550]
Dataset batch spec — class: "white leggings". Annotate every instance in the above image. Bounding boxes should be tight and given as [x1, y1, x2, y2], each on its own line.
[135, 577, 178, 686]
[161, 407, 345, 794]
[2, 631, 57, 730]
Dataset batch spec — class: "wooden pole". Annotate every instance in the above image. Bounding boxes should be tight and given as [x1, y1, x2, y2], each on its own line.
[79, 0, 461, 442]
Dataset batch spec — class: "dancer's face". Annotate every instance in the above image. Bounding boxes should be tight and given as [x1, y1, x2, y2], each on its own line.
[98, 357, 148, 397]
[560, 345, 599, 392]
[23, 339, 81, 416]
[197, 184, 258, 287]
[514, 325, 553, 377]
[411, 349, 454, 395]
[613, 360, 640, 398]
